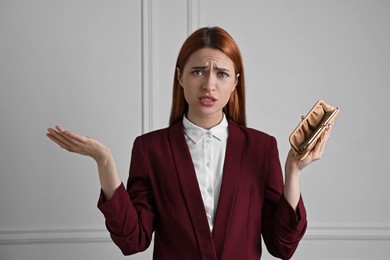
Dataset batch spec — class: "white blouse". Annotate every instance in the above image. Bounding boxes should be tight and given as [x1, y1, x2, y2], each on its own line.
[182, 114, 229, 231]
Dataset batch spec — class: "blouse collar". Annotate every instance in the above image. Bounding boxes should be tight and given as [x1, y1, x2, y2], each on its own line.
[183, 114, 229, 144]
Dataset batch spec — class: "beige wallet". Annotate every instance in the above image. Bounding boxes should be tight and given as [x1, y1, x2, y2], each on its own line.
[289, 100, 340, 161]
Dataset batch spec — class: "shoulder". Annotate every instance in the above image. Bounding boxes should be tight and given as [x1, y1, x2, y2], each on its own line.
[229, 119, 277, 145]
[134, 127, 170, 146]
[133, 121, 183, 146]
[139, 127, 170, 139]
[228, 120, 280, 167]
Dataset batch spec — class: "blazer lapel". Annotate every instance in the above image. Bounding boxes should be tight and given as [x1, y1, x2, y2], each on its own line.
[169, 122, 217, 259]
[212, 120, 244, 257]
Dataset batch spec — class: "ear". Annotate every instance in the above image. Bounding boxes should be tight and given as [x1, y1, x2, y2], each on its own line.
[176, 67, 183, 87]
[232, 73, 240, 92]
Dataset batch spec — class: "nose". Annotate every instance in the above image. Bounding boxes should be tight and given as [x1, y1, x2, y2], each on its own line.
[202, 73, 216, 91]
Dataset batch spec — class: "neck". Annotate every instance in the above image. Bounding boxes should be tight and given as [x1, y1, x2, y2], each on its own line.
[186, 111, 223, 130]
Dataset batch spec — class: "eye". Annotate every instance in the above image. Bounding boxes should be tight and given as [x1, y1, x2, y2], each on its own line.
[217, 71, 229, 78]
[191, 70, 204, 76]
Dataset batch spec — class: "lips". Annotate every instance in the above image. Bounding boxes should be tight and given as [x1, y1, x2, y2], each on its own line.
[199, 95, 217, 106]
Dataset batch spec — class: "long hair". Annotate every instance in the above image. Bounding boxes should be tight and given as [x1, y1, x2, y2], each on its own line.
[169, 27, 246, 126]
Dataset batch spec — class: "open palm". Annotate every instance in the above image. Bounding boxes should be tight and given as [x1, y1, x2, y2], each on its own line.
[46, 125, 110, 162]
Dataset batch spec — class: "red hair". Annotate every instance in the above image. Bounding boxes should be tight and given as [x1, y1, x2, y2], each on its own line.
[169, 27, 246, 126]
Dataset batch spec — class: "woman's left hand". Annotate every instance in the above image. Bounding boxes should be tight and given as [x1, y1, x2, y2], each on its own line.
[286, 125, 333, 173]
[283, 125, 333, 209]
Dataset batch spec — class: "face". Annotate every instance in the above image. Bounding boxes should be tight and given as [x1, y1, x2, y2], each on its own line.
[177, 48, 238, 128]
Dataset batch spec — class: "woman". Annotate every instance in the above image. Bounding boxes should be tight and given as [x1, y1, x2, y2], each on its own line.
[47, 27, 332, 260]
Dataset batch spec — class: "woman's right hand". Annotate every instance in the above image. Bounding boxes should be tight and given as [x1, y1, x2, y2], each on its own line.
[47, 125, 122, 199]
[46, 125, 111, 163]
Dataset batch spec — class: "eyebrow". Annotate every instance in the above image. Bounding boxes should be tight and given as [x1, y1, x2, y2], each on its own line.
[190, 65, 230, 72]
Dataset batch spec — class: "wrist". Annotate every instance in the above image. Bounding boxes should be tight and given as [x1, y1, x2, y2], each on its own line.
[285, 154, 303, 187]
[94, 147, 113, 166]
[283, 164, 301, 210]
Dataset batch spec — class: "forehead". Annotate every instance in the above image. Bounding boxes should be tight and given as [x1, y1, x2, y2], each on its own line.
[185, 48, 235, 68]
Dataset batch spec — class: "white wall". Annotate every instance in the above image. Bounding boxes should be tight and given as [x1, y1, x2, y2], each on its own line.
[0, 0, 389, 259]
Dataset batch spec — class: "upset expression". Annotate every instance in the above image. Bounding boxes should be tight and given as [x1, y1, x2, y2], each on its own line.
[177, 48, 239, 125]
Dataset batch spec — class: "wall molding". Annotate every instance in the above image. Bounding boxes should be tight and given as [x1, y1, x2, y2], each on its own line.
[186, 0, 200, 35]
[0, 228, 109, 245]
[305, 224, 390, 241]
[141, 0, 154, 133]
[0, 225, 389, 245]
[141, 0, 199, 133]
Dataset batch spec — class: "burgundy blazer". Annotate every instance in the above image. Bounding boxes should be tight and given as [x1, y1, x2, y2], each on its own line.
[98, 119, 307, 260]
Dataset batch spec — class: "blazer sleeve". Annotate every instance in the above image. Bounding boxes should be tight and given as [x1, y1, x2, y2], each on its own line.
[97, 136, 157, 255]
[261, 136, 307, 260]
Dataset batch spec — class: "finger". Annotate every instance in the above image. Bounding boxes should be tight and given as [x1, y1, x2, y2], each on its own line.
[321, 125, 333, 143]
[317, 126, 332, 151]
[311, 125, 333, 160]
[313, 141, 325, 160]
[63, 129, 88, 144]
[54, 125, 85, 146]
[48, 127, 79, 150]
[46, 130, 74, 151]
[47, 128, 74, 148]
